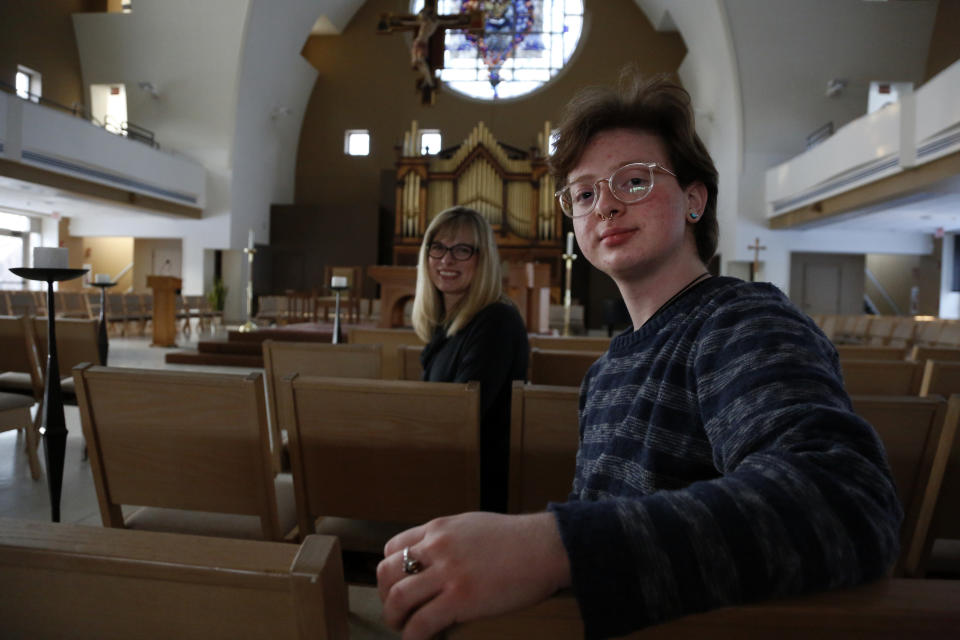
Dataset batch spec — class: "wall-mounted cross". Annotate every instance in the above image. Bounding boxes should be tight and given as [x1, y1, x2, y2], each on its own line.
[377, 0, 483, 105]
[748, 237, 767, 282]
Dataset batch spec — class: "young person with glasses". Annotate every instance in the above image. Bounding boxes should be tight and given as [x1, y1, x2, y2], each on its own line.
[378, 74, 901, 640]
[412, 206, 529, 513]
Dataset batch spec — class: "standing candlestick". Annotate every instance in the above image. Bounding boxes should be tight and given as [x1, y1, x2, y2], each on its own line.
[562, 232, 577, 337]
[330, 278, 349, 344]
[238, 243, 257, 333]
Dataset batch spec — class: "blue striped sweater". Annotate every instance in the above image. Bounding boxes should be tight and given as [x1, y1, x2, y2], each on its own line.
[548, 277, 902, 639]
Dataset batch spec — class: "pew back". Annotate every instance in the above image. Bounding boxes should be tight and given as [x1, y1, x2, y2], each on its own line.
[446, 579, 960, 639]
[918, 362, 960, 554]
[840, 359, 923, 395]
[508, 382, 580, 514]
[348, 327, 424, 379]
[262, 340, 381, 471]
[281, 375, 481, 532]
[528, 348, 598, 387]
[0, 518, 348, 640]
[834, 345, 907, 361]
[74, 365, 287, 541]
[398, 344, 423, 380]
[33, 317, 100, 377]
[851, 395, 958, 576]
[528, 334, 610, 353]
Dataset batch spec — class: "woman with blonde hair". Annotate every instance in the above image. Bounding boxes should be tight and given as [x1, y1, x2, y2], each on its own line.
[412, 206, 528, 513]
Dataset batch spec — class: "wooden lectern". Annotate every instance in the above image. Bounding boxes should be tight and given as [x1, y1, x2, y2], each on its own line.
[368, 266, 418, 328]
[147, 275, 182, 347]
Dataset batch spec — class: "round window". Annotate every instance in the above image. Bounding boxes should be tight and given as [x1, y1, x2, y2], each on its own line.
[410, 0, 584, 101]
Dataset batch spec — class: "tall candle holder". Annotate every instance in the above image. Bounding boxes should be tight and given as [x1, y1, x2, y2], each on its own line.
[238, 245, 257, 333]
[90, 280, 116, 365]
[561, 232, 577, 337]
[10, 266, 88, 522]
[330, 283, 348, 344]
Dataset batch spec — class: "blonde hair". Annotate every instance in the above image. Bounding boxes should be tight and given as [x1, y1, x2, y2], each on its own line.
[412, 207, 505, 342]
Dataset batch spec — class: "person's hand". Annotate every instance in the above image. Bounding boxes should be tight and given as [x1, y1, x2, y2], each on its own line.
[377, 511, 571, 640]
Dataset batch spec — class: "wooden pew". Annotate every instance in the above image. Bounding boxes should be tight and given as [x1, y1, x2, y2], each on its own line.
[933, 321, 960, 348]
[850, 395, 959, 576]
[528, 348, 598, 387]
[0, 518, 349, 639]
[887, 317, 917, 349]
[445, 579, 960, 639]
[32, 317, 100, 402]
[528, 334, 610, 353]
[910, 345, 960, 362]
[913, 319, 945, 347]
[398, 344, 423, 380]
[0, 316, 43, 479]
[74, 365, 296, 541]
[280, 375, 481, 551]
[508, 382, 580, 514]
[840, 359, 923, 395]
[917, 364, 960, 575]
[348, 326, 424, 379]
[834, 345, 908, 361]
[261, 340, 381, 471]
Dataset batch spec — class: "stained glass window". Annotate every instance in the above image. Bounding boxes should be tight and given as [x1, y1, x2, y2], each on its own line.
[411, 0, 584, 101]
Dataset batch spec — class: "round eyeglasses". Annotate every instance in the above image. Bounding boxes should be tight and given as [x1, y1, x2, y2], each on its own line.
[427, 242, 477, 261]
[555, 162, 678, 218]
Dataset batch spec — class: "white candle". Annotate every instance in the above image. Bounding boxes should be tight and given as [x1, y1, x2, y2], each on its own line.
[566, 231, 574, 255]
[331, 276, 348, 288]
[248, 229, 255, 249]
[34, 247, 68, 269]
[95, 273, 111, 283]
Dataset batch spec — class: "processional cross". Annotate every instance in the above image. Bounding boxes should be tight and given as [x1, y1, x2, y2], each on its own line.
[748, 237, 767, 282]
[377, 0, 484, 105]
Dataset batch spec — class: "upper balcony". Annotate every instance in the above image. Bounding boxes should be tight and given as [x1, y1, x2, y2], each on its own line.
[766, 59, 960, 230]
[0, 86, 204, 219]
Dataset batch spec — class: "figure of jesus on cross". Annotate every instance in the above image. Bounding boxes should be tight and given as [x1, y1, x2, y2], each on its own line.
[378, 0, 484, 105]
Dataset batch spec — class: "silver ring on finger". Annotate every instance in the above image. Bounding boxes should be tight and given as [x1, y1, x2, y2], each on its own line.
[402, 546, 422, 575]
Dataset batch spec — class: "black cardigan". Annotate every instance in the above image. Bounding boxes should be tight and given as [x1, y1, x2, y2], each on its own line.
[421, 301, 529, 512]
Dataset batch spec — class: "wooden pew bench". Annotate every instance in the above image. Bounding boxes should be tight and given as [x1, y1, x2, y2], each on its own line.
[445, 579, 960, 639]
[0, 518, 349, 639]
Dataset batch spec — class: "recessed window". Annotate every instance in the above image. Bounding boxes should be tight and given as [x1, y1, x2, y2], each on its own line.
[15, 66, 41, 103]
[410, 0, 584, 101]
[345, 130, 370, 156]
[420, 130, 442, 155]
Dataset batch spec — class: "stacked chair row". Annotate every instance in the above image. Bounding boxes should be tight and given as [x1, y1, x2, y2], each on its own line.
[0, 289, 219, 337]
[813, 314, 960, 350]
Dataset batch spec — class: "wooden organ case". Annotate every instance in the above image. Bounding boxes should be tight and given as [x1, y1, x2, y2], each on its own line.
[392, 121, 564, 288]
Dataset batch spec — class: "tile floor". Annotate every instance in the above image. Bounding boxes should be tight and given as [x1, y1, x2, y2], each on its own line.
[0, 328, 261, 525]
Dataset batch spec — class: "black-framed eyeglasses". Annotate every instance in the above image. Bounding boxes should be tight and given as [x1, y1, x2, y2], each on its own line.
[427, 242, 477, 261]
[555, 162, 678, 218]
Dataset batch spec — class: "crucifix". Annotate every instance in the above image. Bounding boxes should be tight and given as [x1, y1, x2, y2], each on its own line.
[377, 0, 484, 105]
[748, 237, 767, 282]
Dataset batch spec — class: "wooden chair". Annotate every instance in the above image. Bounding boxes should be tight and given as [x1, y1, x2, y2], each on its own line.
[850, 395, 959, 576]
[834, 345, 908, 361]
[348, 326, 425, 379]
[528, 334, 610, 353]
[446, 579, 960, 640]
[261, 340, 381, 472]
[7, 291, 37, 317]
[528, 348, 598, 387]
[56, 291, 92, 319]
[105, 292, 128, 336]
[398, 344, 423, 380]
[840, 359, 924, 395]
[0, 316, 43, 480]
[255, 295, 286, 326]
[280, 375, 481, 551]
[865, 316, 896, 346]
[913, 319, 945, 347]
[508, 382, 580, 514]
[0, 518, 349, 640]
[32, 317, 100, 404]
[934, 321, 960, 348]
[887, 317, 917, 349]
[74, 365, 296, 541]
[123, 293, 149, 336]
[283, 290, 318, 325]
[817, 315, 838, 341]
